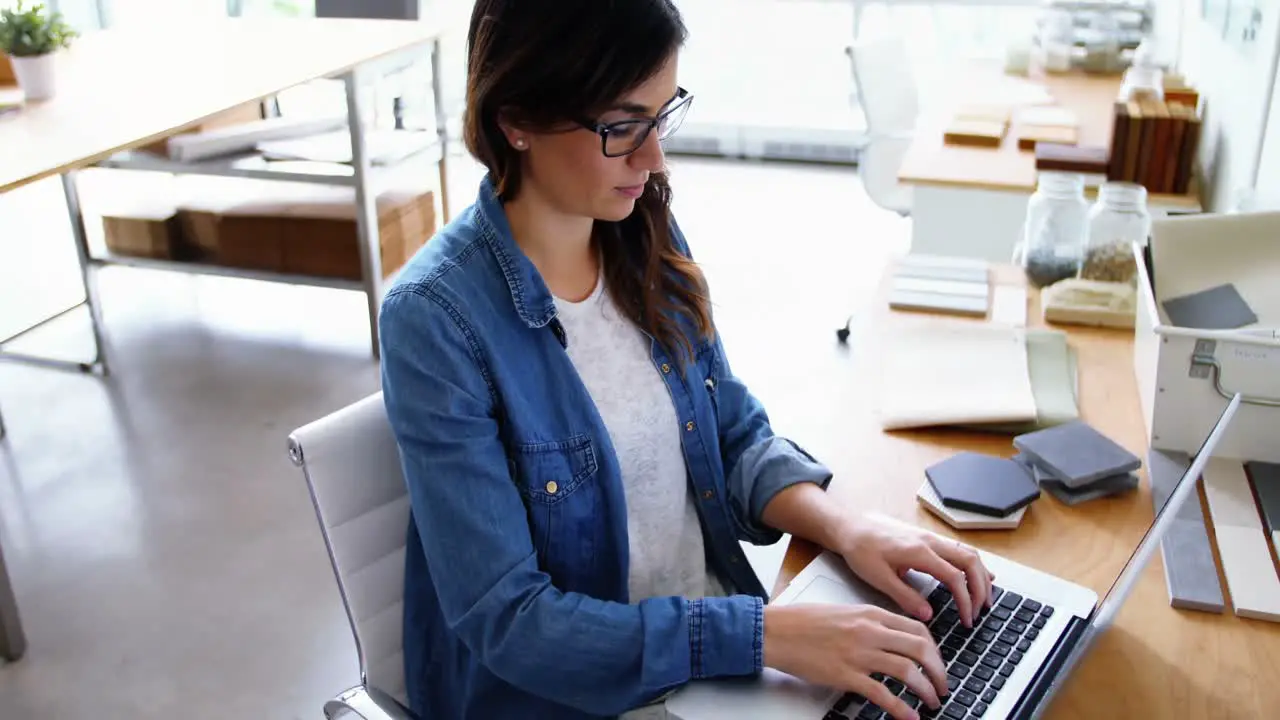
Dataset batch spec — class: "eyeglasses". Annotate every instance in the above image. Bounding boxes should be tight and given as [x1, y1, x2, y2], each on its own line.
[577, 87, 693, 158]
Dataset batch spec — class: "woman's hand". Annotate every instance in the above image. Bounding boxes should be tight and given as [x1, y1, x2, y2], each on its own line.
[763, 603, 945, 720]
[836, 515, 995, 628]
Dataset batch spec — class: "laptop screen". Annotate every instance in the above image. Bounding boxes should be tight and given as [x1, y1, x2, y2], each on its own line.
[1030, 392, 1242, 716]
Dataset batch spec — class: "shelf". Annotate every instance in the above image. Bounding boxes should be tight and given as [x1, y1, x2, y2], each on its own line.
[91, 254, 365, 292]
[96, 139, 444, 188]
[98, 150, 357, 186]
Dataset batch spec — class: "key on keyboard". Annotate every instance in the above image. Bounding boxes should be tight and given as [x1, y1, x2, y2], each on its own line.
[907, 585, 1059, 719]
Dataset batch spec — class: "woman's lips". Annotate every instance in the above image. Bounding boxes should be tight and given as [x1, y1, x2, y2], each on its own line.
[615, 184, 645, 199]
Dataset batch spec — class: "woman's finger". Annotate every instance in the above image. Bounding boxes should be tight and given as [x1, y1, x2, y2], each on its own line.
[905, 545, 975, 627]
[864, 562, 934, 622]
[873, 623, 947, 700]
[875, 653, 940, 713]
[845, 670, 921, 720]
[931, 538, 989, 620]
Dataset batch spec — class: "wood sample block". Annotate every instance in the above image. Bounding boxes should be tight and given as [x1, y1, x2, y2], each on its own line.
[1017, 106, 1080, 151]
[1202, 458, 1280, 622]
[953, 104, 1013, 124]
[1035, 143, 1109, 175]
[944, 119, 1007, 148]
[1017, 125, 1079, 151]
[1149, 449, 1225, 613]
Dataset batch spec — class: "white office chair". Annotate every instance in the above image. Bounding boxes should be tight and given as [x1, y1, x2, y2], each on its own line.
[288, 392, 415, 720]
[847, 32, 919, 217]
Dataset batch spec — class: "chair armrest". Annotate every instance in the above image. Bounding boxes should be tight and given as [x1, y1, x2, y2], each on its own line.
[323, 685, 415, 720]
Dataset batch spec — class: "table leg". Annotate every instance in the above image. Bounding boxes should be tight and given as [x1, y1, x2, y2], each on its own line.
[430, 39, 451, 223]
[344, 67, 384, 361]
[0, 539, 26, 662]
[0, 171, 110, 376]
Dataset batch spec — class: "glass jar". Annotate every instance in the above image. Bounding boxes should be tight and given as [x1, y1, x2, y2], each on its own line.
[1079, 182, 1151, 284]
[1023, 172, 1089, 288]
[1080, 15, 1121, 74]
[1040, 9, 1075, 74]
[1118, 40, 1164, 102]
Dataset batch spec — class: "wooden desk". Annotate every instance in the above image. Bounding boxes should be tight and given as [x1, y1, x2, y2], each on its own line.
[778, 267, 1280, 719]
[0, 17, 448, 663]
[897, 65, 1201, 263]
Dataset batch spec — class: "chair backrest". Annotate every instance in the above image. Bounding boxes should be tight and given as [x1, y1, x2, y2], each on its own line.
[288, 392, 411, 708]
[849, 32, 920, 135]
[860, 132, 915, 217]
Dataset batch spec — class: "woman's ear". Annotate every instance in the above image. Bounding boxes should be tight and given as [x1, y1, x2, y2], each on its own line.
[496, 112, 529, 151]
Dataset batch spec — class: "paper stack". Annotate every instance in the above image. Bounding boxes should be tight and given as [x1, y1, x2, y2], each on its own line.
[877, 322, 1079, 432]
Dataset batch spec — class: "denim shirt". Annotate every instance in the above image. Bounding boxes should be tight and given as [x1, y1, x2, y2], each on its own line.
[378, 177, 833, 719]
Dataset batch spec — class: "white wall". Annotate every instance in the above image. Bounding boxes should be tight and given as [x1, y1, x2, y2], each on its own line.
[1256, 46, 1280, 194]
[1167, 0, 1280, 211]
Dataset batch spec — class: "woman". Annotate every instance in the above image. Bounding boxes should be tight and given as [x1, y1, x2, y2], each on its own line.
[378, 2, 995, 718]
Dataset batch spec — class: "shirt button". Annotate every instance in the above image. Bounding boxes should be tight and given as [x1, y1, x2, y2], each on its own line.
[702, 490, 714, 500]
[686, 421, 696, 432]
[661, 363, 671, 374]
[545, 481, 558, 494]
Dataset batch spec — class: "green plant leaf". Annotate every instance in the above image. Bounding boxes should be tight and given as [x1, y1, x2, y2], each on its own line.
[0, 1, 78, 57]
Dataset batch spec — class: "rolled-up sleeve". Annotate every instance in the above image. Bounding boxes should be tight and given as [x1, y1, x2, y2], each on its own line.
[710, 333, 834, 545]
[666, 218, 833, 545]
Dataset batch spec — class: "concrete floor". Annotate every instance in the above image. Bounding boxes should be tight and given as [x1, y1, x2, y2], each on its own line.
[0, 154, 908, 718]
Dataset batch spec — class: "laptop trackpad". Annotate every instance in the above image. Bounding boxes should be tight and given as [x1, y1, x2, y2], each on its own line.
[793, 570, 936, 613]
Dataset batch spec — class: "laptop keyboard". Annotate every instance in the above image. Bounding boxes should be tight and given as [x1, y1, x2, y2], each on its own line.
[823, 585, 1055, 720]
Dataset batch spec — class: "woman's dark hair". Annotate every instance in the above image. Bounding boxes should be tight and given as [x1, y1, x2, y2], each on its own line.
[464, 0, 713, 362]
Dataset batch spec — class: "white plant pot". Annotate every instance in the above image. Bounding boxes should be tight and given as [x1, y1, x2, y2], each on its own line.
[11, 53, 58, 101]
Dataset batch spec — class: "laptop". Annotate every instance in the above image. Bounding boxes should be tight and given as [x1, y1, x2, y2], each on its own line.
[668, 394, 1242, 720]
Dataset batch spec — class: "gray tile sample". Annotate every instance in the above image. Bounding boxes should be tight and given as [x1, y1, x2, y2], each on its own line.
[895, 255, 990, 283]
[925, 452, 1041, 517]
[1161, 282, 1259, 329]
[1246, 461, 1280, 541]
[1149, 449, 1226, 613]
[1041, 471, 1140, 505]
[1013, 421, 1142, 488]
[888, 288, 990, 316]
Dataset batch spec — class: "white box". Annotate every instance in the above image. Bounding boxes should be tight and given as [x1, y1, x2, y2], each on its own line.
[1133, 212, 1280, 463]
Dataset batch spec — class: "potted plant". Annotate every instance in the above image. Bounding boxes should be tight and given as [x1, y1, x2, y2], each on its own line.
[0, 1, 77, 101]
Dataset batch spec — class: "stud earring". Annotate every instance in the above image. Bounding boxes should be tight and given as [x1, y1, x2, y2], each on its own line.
[514, 138, 527, 149]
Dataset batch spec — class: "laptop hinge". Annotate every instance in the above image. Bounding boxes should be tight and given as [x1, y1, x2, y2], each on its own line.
[1007, 616, 1089, 719]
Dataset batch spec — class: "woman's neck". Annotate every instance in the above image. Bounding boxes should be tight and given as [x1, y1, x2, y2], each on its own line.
[504, 188, 599, 302]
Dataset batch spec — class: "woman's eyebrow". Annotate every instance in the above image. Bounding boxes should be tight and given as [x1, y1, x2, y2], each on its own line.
[608, 92, 679, 115]
[607, 100, 655, 114]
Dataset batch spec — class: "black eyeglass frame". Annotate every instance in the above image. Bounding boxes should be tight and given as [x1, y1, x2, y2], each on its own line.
[576, 87, 693, 158]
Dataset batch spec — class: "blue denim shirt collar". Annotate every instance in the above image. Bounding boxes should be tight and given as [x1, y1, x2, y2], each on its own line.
[475, 175, 558, 329]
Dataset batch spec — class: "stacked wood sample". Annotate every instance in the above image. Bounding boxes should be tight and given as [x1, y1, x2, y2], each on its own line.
[1015, 106, 1080, 151]
[1105, 95, 1202, 195]
[943, 104, 1012, 147]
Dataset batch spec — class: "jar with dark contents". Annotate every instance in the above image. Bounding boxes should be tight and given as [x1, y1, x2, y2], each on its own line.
[1022, 172, 1088, 288]
[1080, 182, 1150, 285]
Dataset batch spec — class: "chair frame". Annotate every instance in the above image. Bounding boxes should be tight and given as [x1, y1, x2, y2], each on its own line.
[288, 431, 415, 720]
